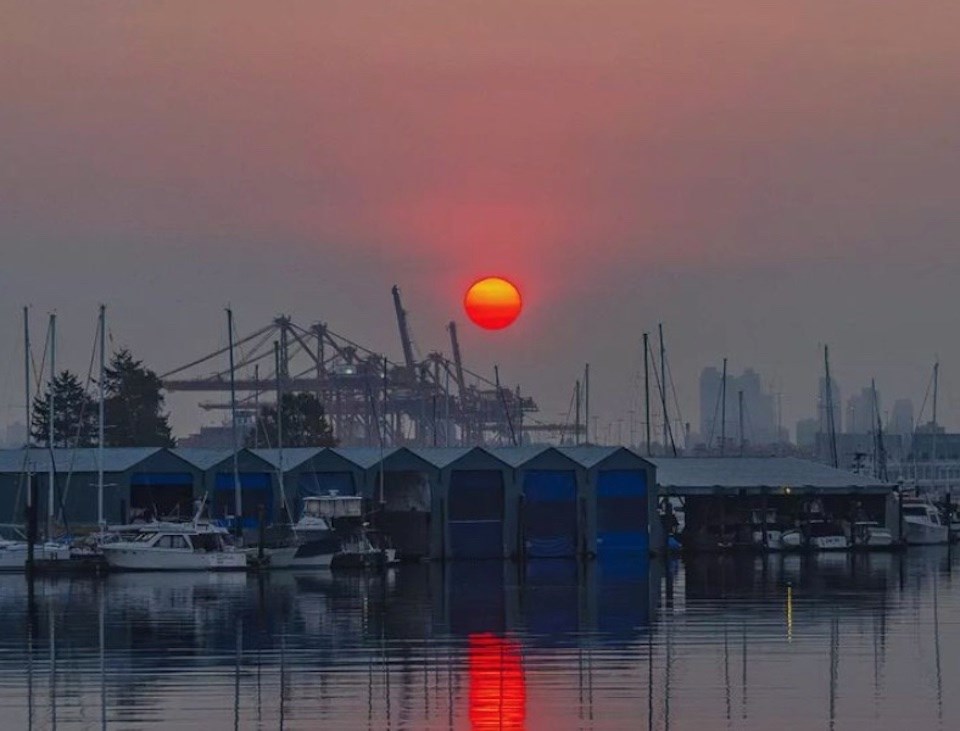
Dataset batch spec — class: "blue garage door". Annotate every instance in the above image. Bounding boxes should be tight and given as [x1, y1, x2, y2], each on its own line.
[523, 470, 577, 558]
[214, 472, 273, 528]
[597, 470, 648, 556]
[448, 470, 504, 559]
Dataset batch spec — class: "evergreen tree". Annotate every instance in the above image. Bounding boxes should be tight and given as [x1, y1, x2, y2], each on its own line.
[246, 392, 337, 448]
[31, 370, 99, 447]
[104, 349, 175, 447]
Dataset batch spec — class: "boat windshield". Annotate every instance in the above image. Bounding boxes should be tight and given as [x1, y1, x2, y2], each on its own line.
[192, 533, 223, 552]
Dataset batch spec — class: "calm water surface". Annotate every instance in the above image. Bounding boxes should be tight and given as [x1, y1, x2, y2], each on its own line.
[0, 550, 957, 730]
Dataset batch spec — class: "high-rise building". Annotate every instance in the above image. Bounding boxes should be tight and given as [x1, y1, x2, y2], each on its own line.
[795, 418, 819, 451]
[889, 399, 915, 439]
[846, 386, 878, 434]
[699, 366, 780, 447]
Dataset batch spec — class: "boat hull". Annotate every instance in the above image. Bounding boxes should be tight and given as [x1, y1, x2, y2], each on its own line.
[904, 520, 950, 545]
[0, 543, 71, 571]
[101, 546, 247, 571]
[259, 545, 335, 569]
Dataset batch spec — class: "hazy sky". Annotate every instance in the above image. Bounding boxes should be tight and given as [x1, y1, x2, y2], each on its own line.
[2, 2, 959, 441]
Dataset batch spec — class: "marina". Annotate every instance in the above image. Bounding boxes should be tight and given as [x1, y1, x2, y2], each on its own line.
[3, 447, 957, 575]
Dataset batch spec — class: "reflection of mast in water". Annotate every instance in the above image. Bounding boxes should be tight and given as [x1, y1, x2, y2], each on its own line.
[26, 581, 34, 731]
[99, 584, 106, 731]
[647, 628, 654, 731]
[741, 622, 748, 722]
[722, 625, 732, 726]
[49, 601, 57, 731]
[828, 616, 839, 731]
[279, 632, 286, 730]
[933, 573, 943, 724]
[233, 618, 242, 731]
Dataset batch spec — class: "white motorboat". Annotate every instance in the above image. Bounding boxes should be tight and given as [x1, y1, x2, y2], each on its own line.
[257, 495, 369, 570]
[781, 520, 849, 551]
[901, 500, 949, 545]
[0, 531, 71, 571]
[808, 521, 849, 550]
[100, 522, 247, 571]
[749, 509, 784, 551]
[847, 521, 893, 549]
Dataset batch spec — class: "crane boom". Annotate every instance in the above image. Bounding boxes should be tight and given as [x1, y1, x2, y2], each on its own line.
[391, 285, 416, 370]
[448, 321, 467, 397]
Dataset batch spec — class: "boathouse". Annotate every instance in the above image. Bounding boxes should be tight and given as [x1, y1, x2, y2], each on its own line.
[0, 447, 202, 527]
[558, 446, 657, 557]
[412, 447, 517, 560]
[651, 456, 899, 546]
[357, 447, 441, 561]
[497, 447, 587, 559]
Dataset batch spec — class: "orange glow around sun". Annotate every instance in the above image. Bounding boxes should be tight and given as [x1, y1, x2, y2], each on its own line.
[464, 277, 522, 330]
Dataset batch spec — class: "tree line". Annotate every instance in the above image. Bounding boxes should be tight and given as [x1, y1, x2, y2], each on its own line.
[30, 348, 336, 448]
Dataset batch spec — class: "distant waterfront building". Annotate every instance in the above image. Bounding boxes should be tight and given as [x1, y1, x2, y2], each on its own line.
[889, 399, 915, 440]
[795, 418, 819, 452]
[845, 386, 878, 435]
[891, 430, 960, 495]
[699, 366, 780, 448]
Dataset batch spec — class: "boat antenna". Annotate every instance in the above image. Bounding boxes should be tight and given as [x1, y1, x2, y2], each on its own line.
[227, 307, 242, 540]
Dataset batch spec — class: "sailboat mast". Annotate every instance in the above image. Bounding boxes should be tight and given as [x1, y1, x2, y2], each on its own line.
[584, 363, 590, 445]
[23, 308, 32, 523]
[658, 324, 676, 456]
[227, 308, 241, 537]
[97, 305, 106, 529]
[824, 345, 838, 469]
[47, 313, 56, 535]
[720, 357, 728, 457]
[23, 308, 31, 446]
[932, 361, 939, 472]
[643, 333, 651, 456]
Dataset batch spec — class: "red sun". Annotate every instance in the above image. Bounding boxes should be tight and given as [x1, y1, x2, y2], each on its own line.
[464, 277, 523, 330]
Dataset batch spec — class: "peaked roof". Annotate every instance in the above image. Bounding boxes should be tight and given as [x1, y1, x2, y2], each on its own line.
[489, 445, 555, 468]
[556, 445, 634, 469]
[0, 447, 162, 474]
[170, 448, 233, 471]
[650, 457, 893, 490]
[329, 447, 399, 469]
[407, 447, 475, 469]
[252, 447, 323, 471]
